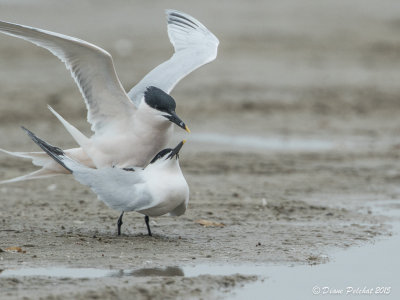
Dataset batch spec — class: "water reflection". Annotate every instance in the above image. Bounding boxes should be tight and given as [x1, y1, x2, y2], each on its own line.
[0, 266, 184, 279]
[109, 267, 184, 278]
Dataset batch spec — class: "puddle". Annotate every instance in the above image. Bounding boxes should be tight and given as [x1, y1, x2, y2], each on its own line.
[231, 200, 400, 300]
[185, 132, 366, 152]
[189, 133, 335, 152]
[1, 201, 399, 299]
[0, 267, 114, 279]
[0, 266, 184, 279]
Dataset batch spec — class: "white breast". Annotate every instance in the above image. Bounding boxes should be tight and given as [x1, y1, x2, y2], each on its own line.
[138, 164, 189, 217]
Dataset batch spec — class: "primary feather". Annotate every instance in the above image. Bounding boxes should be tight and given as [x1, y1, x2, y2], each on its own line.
[128, 9, 219, 106]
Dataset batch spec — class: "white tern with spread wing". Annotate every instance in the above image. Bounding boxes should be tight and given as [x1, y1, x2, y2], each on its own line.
[0, 10, 219, 183]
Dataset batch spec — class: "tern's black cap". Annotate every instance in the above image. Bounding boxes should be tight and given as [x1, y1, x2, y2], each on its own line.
[150, 148, 172, 164]
[144, 86, 176, 113]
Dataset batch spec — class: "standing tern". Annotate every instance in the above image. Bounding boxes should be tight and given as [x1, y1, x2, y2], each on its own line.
[0, 9, 219, 183]
[23, 127, 189, 236]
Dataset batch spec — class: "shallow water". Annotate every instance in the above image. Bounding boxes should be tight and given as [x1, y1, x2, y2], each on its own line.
[189, 133, 334, 151]
[1, 201, 399, 299]
[231, 200, 400, 300]
[0, 266, 184, 278]
[186, 132, 373, 152]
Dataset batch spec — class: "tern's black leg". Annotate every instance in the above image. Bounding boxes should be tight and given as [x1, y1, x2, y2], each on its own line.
[117, 211, 124, 236]
[145, 215, 152, 236]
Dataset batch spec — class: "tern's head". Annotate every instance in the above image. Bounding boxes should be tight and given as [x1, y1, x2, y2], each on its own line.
[149, 140, 186, 166]
[144, 86, 190, 133]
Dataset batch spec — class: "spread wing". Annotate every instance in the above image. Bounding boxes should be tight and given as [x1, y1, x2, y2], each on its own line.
[73, 167, 153, 212]
[0, 20, 136, 135]
[128, 9, 219, 106]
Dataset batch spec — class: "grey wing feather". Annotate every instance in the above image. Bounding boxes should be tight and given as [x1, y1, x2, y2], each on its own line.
[128, 9, 219, 106]
[0, 20, 135, 134]
[72, 167, 154, 212]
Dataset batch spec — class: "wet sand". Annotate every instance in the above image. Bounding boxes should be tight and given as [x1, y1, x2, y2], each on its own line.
[1, 0, 400, 299]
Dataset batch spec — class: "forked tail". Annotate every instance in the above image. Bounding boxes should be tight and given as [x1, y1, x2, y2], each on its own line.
[0, 168, 62, 184]
[47, 105, 90, 149]
[0, 124, 92, 184]
[0, 148, 68, 184]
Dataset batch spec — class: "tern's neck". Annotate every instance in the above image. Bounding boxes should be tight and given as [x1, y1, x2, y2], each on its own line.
[135, 103, 172, 131]
[149, 158, 181, 173]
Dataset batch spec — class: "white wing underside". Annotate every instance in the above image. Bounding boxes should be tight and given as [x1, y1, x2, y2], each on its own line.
[128, 9, 219, 106]
[0, 20, 136, 135]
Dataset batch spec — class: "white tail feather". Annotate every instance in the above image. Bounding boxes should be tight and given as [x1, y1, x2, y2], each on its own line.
[0, 147, 71, 184]
[0, 168, 61, 184]
[0, 148, 50, 167]
[48, 105, 90, 148]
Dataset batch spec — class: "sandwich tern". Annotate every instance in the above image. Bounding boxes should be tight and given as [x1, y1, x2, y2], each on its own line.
[0, 9, 219, 183]
[23, 127, 189, 236]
